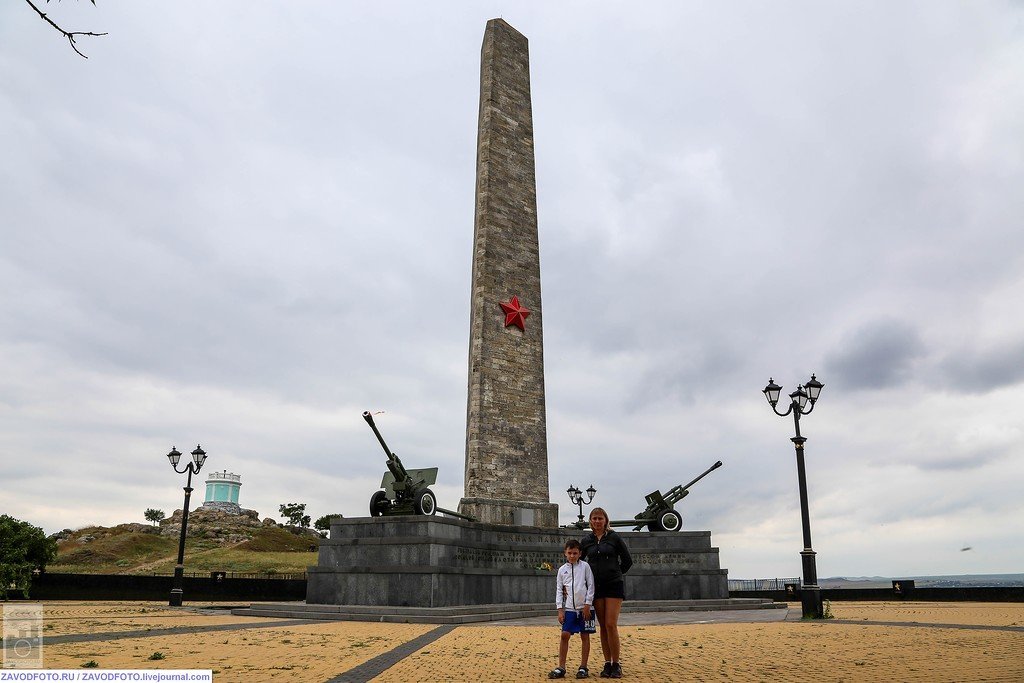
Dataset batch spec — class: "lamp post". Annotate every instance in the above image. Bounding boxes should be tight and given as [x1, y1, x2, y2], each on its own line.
[166, 444, 207, 607]
[566, 484, 596, 528]
[762, 374, 824, 619]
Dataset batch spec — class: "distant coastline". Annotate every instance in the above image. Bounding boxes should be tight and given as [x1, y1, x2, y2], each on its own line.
[818, 573, 1024, 589]
[728, 573, 1024, 589]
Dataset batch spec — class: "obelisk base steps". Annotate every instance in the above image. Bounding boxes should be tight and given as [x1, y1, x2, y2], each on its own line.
[458, 497, 558, 528]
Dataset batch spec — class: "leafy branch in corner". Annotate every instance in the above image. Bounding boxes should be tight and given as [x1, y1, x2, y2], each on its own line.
[24, 0, 107, 59]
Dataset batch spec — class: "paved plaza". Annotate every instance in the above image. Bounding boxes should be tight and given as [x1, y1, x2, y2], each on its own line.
[3, 601, 1022, 681]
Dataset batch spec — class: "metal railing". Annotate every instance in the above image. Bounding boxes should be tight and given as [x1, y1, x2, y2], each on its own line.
[144, 571, 307, 580]
[205, 471, 242, 482]
[728, 577, 799, 592]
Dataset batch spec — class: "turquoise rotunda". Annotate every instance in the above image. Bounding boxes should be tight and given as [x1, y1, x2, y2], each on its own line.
[202, 470, 242, 513]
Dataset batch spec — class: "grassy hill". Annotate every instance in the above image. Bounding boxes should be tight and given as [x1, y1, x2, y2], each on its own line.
[50, 516, 321, 575]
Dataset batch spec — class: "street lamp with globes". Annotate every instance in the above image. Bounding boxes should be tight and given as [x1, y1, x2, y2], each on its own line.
[166, 444, 207, 607]
[763, 374, 824, 618]
[567, 484, 597, 529]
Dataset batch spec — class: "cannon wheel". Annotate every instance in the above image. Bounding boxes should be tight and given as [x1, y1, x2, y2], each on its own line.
[413, 488, 437, 516]
[656, 509, 682, 532]
[369, 490, 389, 517]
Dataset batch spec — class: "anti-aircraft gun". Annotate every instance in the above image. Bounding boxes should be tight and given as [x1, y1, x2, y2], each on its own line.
[364, 411, 439, 517]
[610, 460, 723, 532]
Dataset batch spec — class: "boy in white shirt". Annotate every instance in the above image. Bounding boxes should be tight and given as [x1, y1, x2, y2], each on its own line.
[549, 539, 596, 679]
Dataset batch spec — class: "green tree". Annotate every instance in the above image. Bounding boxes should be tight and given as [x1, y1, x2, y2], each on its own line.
[278, 503, 310, 528]
[0, 515, 58, 597]
[313, 514, 343, 534]
[144, 508, 165, 526]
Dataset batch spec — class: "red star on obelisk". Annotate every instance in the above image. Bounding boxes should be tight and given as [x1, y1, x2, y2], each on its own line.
[499, 295, 530, 330]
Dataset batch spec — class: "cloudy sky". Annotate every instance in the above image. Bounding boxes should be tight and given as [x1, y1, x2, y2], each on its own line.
[2, 2, 1022, 579]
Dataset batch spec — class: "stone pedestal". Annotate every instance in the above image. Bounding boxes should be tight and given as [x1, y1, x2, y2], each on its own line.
[458, 497, 559, 529]
[306, 516, 728, 608]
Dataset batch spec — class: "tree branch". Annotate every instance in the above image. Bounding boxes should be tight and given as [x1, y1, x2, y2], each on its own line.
[24, 0, 107, 59]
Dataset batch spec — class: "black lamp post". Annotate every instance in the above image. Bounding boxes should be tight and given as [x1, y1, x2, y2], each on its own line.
[763, 374, 824, 619]
[166, 444, 207, 607]
[567, 484, 596, 528]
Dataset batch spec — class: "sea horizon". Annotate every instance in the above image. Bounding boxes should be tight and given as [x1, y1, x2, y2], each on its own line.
[729, 572, 1024, 589]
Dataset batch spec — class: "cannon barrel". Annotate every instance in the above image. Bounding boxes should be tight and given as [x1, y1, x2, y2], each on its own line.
[362, 411, 392, 457]
[657, 460, 724, 508]
[679, 460, 723, 492]
[363, 410, 409, 482]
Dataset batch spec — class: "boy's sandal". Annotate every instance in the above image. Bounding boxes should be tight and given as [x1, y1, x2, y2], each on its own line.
[576, 666, 589, 678]
[549, 667, 566, 679]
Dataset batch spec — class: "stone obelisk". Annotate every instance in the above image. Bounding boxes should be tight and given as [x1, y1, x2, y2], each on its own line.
[459, 19, 558, 528]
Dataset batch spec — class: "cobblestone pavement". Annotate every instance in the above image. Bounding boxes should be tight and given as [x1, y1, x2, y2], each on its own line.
[482, 606, 791, 627]
[4, 602, 1022, 682]
[3, 600, 270, 636]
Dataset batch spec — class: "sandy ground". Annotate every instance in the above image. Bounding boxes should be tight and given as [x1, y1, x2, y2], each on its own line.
[379, 620, 1023, 682]
[38, 621, 431, 681]
[3, 601, 1022, 682]
[824, 600, 1024, 626]
[3, 601, 271, 636]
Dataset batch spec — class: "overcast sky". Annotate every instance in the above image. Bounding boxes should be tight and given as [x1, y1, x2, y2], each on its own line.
[2, 2, 1022, 579]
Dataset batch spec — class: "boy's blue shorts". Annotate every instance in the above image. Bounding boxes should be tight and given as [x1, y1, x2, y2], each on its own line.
[562, 610, 595, 634]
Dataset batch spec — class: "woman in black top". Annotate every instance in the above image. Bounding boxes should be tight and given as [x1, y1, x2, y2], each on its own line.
[580, 507, 632, 679]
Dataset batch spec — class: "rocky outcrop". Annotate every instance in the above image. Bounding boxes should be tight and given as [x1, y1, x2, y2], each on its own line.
[153, 507, 320, 543]
[158, 506, 265, 543]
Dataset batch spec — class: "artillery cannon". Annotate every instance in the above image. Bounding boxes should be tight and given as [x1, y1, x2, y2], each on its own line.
[362, 411, 474, 521]
[609, 460, 723, 532]
[363, 411, 439, 517]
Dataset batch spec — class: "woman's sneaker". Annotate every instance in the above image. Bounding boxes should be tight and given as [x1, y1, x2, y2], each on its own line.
[599, 662, 613, 678]
[610, 662, 622, 678]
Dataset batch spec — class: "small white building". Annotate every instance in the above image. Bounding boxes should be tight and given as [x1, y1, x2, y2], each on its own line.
[202, 470, 242, 513]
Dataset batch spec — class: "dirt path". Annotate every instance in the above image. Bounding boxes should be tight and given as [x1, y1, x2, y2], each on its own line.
[121, 540, 251, 574]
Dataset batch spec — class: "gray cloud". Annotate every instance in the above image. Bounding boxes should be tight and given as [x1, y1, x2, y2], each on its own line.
[911, 450, 1004, 473]
[626, 339, 744, 410]
[938, 341, 1024, 394]
[825, 319, 926, 390]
